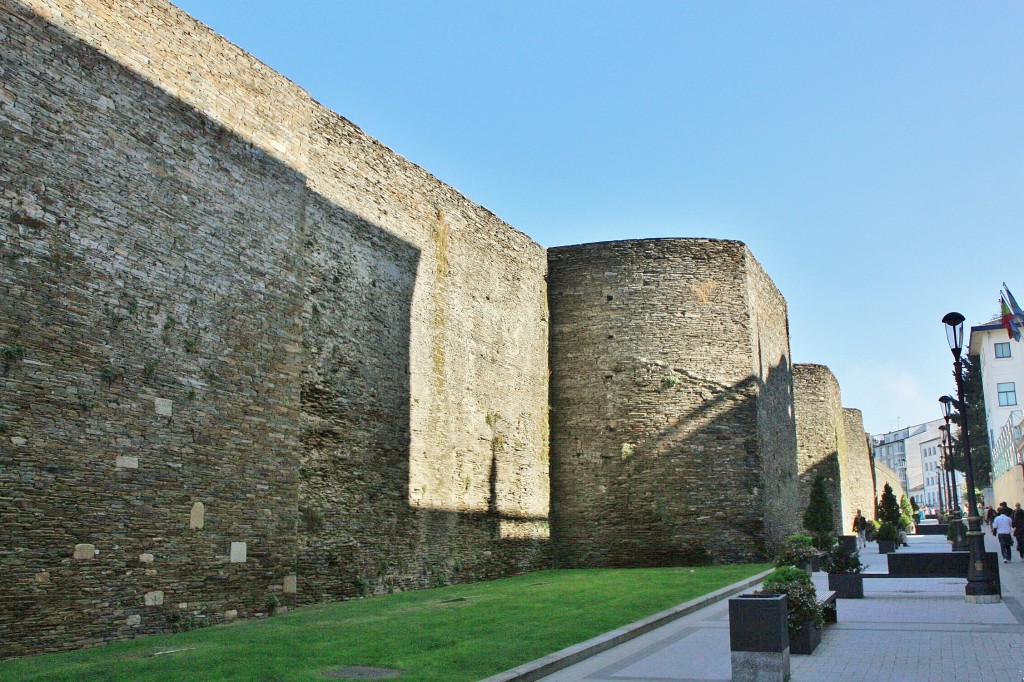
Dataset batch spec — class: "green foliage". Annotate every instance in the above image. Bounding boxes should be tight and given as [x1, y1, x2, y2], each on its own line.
[660, 374, 679, 389]
[864, 519, 880, 542]
[264, 593, 280, 613]
[876, 520, 899, 541]
[802, 475, 836, 548]
[773, 535, 818, 568]
[763, 565, 812, 589]
[2, 343, 26, 373]
[878, 483, 901, 527]
[821, 543, 864, 574]
[957, 355, 992, 488]
[898, 513, 914, 531]
[899, 494, 914, 519]
[0, 565, 771, 682]
[760, 567, 823, 636]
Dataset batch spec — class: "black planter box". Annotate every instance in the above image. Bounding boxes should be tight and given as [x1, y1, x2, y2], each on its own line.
[914, 523, 949, 536]
[878, 540, 896, 554]
[886, 551, 1001, 595]
[729, 593, 789, 653]
[839, 535, 858, 554]
[827, 572, 864, 598]
[790, 619, 821, 655]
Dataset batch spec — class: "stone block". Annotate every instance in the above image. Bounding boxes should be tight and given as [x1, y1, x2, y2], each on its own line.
[224, 609, 237, 619]
[144, 591, 164, 606]
[154, 397, 173, 416]
[115, 455, 139, 469]
[229, 542, 247, 563]
[283, 574, 297, 594]
[126, 614, 141, 627]
[189, 502, 205, 529]
[10, 437, 27, 447]
[73, 544, 95, 560]
[139, 553, 154, 563]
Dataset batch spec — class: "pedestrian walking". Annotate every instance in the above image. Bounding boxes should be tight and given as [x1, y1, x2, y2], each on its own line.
[852, 509, 867, 548]
[986, 506, 997, 528]
[1013, 503, 1024, 559]
[993, 507, 1014, 563]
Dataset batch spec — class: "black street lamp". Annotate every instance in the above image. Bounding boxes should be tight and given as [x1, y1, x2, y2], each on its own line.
[939, 397, 962, 513]
[942, 311, 998, 602]
[936, 424, 948, 515]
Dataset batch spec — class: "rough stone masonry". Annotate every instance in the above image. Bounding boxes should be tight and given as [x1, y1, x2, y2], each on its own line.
[0, 0, 873, 657]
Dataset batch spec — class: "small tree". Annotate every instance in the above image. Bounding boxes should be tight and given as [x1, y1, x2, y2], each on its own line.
[878, 483, 901, 527]
[900, 494, 914, 520]
[803, 474, 836, 549]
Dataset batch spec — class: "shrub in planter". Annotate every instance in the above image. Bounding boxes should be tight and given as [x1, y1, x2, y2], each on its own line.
[899, 513, 914, 532]
[760, 567, 824, 652]
[876, 520, 899, 554]
[774, 534, 820, 570]
[864, 519, 880, 542]
[822, 543, 865, 598]
[821, 543, 864, 574]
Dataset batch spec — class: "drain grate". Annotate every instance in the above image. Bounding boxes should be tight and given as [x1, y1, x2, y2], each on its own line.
[322, 666, 403, 680]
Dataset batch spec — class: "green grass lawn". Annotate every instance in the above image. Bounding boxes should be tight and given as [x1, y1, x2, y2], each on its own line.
[0, 564, 769, 682]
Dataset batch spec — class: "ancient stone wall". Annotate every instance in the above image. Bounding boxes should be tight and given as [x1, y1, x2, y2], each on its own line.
[792, 364, 846, 536]
[873, 462, 907, 515]
[842, 408, 876, 528]
[746, 253, 802, 550]
[547, 239, 799, 566]
[1, 0, 548, 656]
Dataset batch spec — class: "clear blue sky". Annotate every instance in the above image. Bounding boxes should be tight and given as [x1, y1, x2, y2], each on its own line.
[173, 0, 1024, 435]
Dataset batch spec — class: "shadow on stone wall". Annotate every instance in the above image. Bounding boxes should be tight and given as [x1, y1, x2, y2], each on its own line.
[0, 7, 547, 657]
[552, 358, 798, 568]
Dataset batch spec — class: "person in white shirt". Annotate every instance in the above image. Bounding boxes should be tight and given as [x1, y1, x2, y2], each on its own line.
[992, 508, 1014, 563]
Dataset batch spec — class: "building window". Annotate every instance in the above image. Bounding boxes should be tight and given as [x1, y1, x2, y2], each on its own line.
[998, 382, 1018, 407]
[995, 342, 1011, 358]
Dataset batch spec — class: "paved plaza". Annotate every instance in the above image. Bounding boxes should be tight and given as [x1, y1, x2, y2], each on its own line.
[488, 527, 1024, 682]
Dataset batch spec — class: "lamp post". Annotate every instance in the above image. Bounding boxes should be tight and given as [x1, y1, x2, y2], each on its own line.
[936, 424, 948, 515]
[939, 397, 962, 513]
[942, 312, 998, 602]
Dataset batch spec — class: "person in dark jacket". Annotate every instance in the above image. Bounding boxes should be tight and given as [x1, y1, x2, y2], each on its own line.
[1013, 503, 1024, 559]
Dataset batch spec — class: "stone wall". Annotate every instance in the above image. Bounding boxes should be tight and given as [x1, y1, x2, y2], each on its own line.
[1, 0, 548, 656]
[873, 462, 906, 515]
[842, 408, 876, 527]
[793, 364, 846, 536]
[548, 239, 799, 566]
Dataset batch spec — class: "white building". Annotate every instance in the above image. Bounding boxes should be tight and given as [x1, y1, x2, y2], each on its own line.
[969, 319, 1024, 505]
[872, 418, 960, 511]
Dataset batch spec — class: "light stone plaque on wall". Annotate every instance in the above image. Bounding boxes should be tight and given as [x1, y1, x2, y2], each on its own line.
[189, 502, 205, 529]
[229, 541, 247, 563]
[154, 397, 172, 416]
[144, 591, 164, 606]
[283, 574, 297, 594]
[115, 455, 139, 469]
[73, 544, 95, 560]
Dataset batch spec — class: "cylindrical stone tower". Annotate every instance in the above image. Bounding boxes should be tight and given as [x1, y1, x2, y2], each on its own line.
[547, 238, 800, 566]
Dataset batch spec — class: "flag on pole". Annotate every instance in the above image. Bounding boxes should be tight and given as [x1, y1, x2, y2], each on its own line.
[1000, 294, 1021, 341]
[1004, 282, 1024, 320]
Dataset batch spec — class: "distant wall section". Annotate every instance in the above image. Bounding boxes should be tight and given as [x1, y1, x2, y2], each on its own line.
[547, 239, 799, 566]
[793, 364, 846, 535]
[842, 408, 876, 527]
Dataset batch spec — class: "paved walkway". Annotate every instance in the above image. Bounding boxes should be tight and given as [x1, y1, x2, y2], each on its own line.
[488, 525, 1024, 682]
